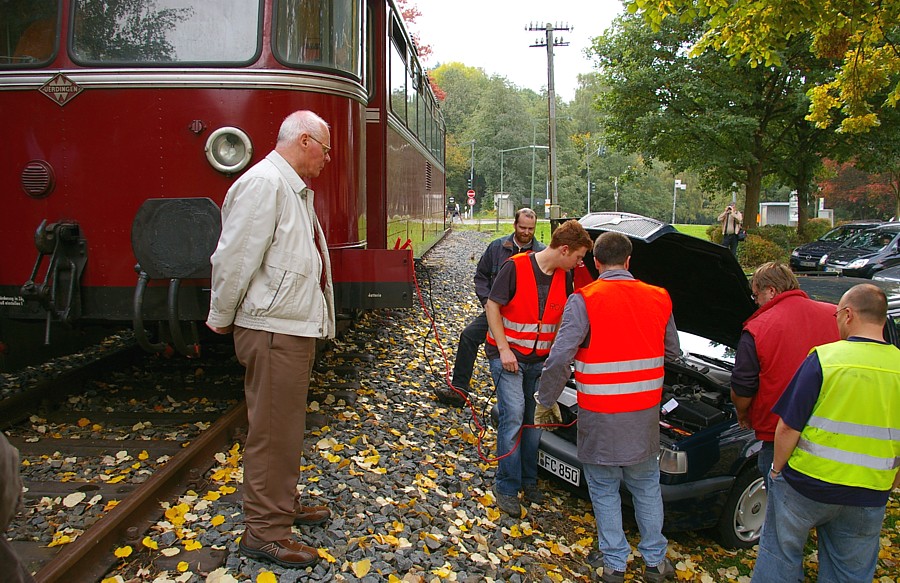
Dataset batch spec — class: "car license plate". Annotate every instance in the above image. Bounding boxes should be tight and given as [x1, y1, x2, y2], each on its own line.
[825, 266, 841, 274]
[538, 450, 581, 486]
[799, 261, 816, 267]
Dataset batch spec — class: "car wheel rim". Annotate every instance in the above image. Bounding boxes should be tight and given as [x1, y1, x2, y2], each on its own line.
[733, 476, 766, 542]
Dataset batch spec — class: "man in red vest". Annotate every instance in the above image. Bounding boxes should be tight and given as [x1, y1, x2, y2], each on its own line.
[486, 220, 592, 517]
[536, 231, 681, 583]
[730, 262, 838, 488]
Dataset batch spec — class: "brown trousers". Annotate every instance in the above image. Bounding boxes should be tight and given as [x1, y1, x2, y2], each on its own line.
[234, 326, 315, 541]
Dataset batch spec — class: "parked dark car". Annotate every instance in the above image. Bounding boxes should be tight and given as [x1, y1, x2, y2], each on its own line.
[789, 220, 883, 272]
[528, 213, 900, 550]
[873, 264, 900, 284]
[821, 222, 900, 278]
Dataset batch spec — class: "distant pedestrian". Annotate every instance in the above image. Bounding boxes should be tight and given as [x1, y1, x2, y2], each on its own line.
[434, 208, 545, 406]
[731, 262, 839, 490]
[536, 231, 680, 583]
[487, 220, 592, 517]
[718, 202, 743, 256]
[207, 110, 335, 569]
[752, 283, 900, 583]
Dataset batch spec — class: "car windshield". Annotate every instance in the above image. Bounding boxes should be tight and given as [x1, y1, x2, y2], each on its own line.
[820, 225, 872, 243]
[678, 331, 734, 365]
[841, 229, 898, 251]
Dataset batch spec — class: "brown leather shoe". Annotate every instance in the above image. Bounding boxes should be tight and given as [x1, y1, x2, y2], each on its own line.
[293, 504, 331, 526]
[239, 529, 319, 568]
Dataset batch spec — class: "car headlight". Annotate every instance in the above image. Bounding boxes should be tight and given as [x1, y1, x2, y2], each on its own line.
[205, 126, 253, 174]
[659, 446, 687, 474]
[846, 258, 870, 270]
[791, 249, 799, 257]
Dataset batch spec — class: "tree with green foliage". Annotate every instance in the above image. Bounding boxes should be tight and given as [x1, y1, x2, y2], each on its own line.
[628, 0, 900, 134]
[590, 11, 835, 228]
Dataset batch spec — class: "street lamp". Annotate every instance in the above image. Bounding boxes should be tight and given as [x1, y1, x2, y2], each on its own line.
[500, 144, 549, 215]
[585, 141, 605, 214]
[672, 178, 686, 224]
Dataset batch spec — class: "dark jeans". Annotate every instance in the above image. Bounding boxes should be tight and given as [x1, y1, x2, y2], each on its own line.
[451, 311, 489, 390]
[723, 233, 739, 256]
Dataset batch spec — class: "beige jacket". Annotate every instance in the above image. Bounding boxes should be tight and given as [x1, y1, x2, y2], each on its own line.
[718, 208, 743, 235]
[207, 151, 335, 339]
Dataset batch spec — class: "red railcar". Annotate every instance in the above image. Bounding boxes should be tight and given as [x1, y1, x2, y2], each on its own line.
[0, 0, 445, 367]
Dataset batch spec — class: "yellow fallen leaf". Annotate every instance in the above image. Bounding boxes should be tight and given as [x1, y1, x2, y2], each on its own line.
[114, 545, 133, 558]
[352, 558, 371, 577]
[211, 515, 225, 526]
[47, 535, 72, 547]
[142, 536, 158, 550]
[177, 561, 189, 572]
[184, 540, 202, 551]
[77, 418, 91, 427]
[256, 572, 277, 583]
[138, 450, 149, 460]
[318, 548, 336, 563]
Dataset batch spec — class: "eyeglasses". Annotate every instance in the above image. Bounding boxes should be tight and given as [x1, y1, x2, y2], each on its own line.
[308, 134, 332, 156]
[833, 306, 849, 318]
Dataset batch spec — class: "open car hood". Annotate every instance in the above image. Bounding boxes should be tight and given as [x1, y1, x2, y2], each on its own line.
[578, 212, 756, 348]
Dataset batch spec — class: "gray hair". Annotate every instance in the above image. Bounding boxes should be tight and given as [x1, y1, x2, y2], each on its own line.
[277, 110, 329, 146]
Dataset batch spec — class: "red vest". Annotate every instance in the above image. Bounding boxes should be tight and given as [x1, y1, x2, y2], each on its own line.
[575, 279, 672, 414]
[743, 290, 839, 441]
[486, 253, 568, 357]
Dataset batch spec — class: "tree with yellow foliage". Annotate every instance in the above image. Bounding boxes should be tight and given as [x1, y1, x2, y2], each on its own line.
[628, 0, 900, 133]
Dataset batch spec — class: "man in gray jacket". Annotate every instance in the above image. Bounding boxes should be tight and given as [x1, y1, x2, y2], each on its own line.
[207, 110, 335, 569]
[435, 208, 544, 406]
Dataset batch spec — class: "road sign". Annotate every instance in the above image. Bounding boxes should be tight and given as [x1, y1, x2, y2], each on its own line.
[467, 198, 475, 206]
[466, 189, 475, 198]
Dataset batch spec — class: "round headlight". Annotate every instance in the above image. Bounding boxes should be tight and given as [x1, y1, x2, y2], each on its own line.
[205, 127, 253, 174]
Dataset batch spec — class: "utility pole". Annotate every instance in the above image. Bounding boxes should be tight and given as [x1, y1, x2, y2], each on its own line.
[527, 21, 570, 223]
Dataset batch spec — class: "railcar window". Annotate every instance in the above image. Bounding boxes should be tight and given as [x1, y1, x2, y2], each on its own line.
[274, 0, 362, 78]
[0, 0, 59, 66]
[390, 39, 406, 119]
[407, 65, 417, 132]
[71, 0, 260, 64]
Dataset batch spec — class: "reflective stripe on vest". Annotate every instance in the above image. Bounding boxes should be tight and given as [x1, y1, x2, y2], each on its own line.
[485, 253, 568, 357]
[574, 279, 671, 414]
[788, 340, 900, 491]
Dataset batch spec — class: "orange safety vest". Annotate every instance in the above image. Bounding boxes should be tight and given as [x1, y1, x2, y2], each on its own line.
[486, 253, 568, 357]
[574, 279, 672, 414]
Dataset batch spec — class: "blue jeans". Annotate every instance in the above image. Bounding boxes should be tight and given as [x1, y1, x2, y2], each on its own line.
[490, 358, 543, 496]
[757, 441, 774, 490]
[752, 474, 885, 583]
[583, 456, 668, 572]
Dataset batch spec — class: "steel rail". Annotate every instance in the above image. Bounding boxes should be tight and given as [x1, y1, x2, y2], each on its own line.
[34, 401, 248, 583]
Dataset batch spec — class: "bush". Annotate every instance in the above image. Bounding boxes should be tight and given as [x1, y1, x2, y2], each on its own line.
[798, 218, 832, 243]
[754, 224, 800, 252]
[706, 224, 722, 244]
[738, 234, 789, 267]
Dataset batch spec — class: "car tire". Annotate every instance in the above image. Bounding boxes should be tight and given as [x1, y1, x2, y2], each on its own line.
[715, 467, 766, 549]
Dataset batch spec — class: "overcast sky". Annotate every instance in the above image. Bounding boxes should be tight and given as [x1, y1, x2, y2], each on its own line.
[410, 0, 625, 102]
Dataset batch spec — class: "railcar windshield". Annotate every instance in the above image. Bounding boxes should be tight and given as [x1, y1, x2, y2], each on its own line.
[1, 0, 60, 65]
[69, 0, 261, 64]
[273, 0, 362, 78]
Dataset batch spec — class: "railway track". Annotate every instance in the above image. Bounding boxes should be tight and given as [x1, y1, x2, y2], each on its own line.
[1, 331, 374, 582]
[2, 340, 248, 582]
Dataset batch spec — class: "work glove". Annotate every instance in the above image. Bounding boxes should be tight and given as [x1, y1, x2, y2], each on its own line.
[534, 401, 563, 429]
